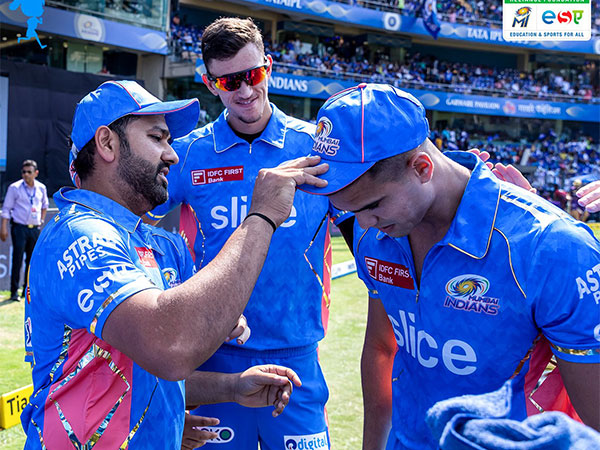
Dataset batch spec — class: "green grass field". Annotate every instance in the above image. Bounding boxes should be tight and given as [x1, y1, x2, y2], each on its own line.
[0, 236, 366, 449]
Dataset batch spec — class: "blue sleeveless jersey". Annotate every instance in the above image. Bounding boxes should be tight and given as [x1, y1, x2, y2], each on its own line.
[354, 152, 600, 449]
[149, 105, 350, 350]
[22, 188, 192, 449]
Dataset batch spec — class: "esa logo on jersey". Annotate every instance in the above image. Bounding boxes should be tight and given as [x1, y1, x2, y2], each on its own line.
[284, 431, 329, 449]
[444, 274, 499, 315]
[199, 427, 234, 443]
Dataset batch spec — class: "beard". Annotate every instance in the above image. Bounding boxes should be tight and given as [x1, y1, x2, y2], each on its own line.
[117, 138, 169, 211]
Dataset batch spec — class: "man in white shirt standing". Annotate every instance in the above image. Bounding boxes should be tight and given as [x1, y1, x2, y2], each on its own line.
[1, 159, 48, 301]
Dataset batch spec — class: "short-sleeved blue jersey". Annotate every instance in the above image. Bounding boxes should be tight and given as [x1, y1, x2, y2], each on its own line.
[148, 105, 351, 350]
[22, 188, 189, 449]
[355, 152, 600, 449]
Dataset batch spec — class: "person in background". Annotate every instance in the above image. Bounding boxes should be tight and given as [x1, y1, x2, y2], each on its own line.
[0, 159, 48, 301]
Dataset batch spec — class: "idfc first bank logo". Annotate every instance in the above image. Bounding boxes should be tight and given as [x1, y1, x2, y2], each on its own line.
[284, 431, 329, 449]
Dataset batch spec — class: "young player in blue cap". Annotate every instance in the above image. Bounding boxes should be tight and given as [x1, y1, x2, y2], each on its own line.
[22, 80, 329, 449]
[300, 83, 600, 449]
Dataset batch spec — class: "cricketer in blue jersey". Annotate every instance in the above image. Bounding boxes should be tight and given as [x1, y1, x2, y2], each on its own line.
[146, 18, 354, 449]
[300, 83, 600, 449]
[22, 80, 325, 448]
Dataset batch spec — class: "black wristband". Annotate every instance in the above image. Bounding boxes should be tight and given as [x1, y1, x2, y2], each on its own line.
[244, 212, 277, 233]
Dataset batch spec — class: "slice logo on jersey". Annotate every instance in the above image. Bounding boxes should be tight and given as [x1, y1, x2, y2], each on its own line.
[198, 427, 234, 443]
[191, 166, 244, 186]
[284, 431, 328, 449]
[364, 256, 414, 289]
[135, 247, 158, 268]
[444, 274, 499, 316]
[313, 117, 339, 156]
[162, 267, 180, 288]
[575, 262, 600, 305]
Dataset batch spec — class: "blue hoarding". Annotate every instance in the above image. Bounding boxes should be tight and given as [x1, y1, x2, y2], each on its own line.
[235, 0, 599, 55]
[195, 62, 599, 122]
[0, 2, 168, 54]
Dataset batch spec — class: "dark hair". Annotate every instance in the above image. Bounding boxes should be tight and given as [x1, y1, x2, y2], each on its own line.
[201, 17, 264, 71]
[72, 115, 141, 181]
[365, 149, 417, 183]
[22, 159, 38, 170]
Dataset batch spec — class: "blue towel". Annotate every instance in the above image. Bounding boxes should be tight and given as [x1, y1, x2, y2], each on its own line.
[426, 380, 600, 450]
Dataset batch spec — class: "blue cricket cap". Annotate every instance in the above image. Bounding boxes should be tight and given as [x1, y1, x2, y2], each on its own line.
[70, 80, 199, 156]
[299, 83, 429, 195]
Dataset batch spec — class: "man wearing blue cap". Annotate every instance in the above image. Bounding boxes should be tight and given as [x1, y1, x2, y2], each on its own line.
[300, 83, 600, 449]
[22, 80, 329, 449]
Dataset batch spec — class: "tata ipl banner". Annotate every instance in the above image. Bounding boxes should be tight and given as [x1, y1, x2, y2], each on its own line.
[235, 0, 599, 54]
[0, 2, 168, 54]
[195, 63, 599, 122]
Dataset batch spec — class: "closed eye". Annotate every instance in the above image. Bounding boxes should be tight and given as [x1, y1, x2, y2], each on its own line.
[352, 200, 380, 214]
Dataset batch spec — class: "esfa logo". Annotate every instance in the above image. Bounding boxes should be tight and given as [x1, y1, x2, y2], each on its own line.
[542, 10, 584, 25]
[512, 7, 532, 28]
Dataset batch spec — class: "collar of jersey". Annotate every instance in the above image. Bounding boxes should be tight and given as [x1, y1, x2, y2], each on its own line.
[212, 103, 286, 153]
[440, 151, 501, 259]
[373, 152, 500, 259]
[54, 187, 143, 234]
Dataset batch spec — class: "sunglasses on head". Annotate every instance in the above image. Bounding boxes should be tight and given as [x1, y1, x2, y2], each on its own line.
[206, 60, 270, 92]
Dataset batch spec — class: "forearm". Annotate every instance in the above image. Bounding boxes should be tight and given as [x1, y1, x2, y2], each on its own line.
[361, 345, 394, 450]
[557, 358, 600, 431]
[185, 371, 237, 409]
[40, 208, 47, 222]
[104, 216, 274, 380]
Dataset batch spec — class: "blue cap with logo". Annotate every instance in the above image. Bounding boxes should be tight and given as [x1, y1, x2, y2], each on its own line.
[69, 80, 200, 186]
[299, 83, 429, 195]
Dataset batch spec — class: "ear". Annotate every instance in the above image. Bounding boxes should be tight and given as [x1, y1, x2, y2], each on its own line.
[265, 54, 273, 76]
[411, 152, 434, 184]
[202, 74, 220, 97]
[94, 126, 118, 163]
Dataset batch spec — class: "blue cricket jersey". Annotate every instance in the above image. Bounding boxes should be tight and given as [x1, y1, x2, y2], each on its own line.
[148, 104, 351, 350]
[354, 152, 600, 449]
[22, 188, 191, 449]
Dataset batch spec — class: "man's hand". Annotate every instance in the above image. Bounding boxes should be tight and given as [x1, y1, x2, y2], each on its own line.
[181, 413, 219, 449]
[249, 156, 328, 227]
[0, 228, 7, 242]
[491, 163, 536, 193]
[576, 181, 600, 213]
[467, 148, 536, 193]
[234, 365, 302, 417]
[225, 314, 250, 345]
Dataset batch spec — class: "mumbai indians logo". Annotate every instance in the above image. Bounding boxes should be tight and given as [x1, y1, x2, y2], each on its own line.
[161, 268, 179, 288]
[512, 7, 532, 28]
[313, 117, 339, 156]
[444, 274, 499, 316]
[445, 274, 489, 299]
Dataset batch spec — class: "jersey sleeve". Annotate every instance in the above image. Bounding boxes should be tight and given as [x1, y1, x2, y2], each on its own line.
[530, 221, 600, 363]
[174, 232, 196, 281]
[48, 217, 159, 338]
